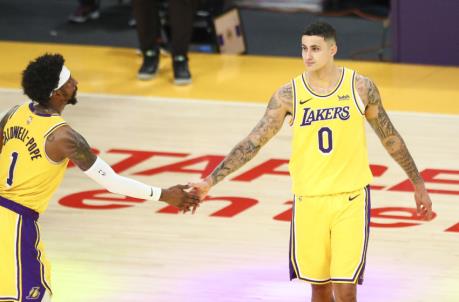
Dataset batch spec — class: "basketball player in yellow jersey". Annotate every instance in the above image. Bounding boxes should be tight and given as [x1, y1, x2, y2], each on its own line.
[190, 22, 433, 301]
[0, 53, 200, 302]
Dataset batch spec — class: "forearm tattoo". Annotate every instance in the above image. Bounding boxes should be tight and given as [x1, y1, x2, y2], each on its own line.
[210, 85, 291, 185]
[0, 106, 19, 152]
[210, 138, 262, 185]
[364, 77, 423, 185]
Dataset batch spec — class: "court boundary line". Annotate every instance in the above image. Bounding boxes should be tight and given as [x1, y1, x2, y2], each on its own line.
[1, 87, 458, 119]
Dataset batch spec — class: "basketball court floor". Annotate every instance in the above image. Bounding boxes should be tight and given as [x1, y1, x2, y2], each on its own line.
[1, 41, 459, 301]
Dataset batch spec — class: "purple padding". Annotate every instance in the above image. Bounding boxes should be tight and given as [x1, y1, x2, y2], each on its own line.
[391, 0, 459, 66]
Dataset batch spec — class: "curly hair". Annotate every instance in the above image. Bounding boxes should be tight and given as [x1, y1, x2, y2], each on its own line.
[21, 53, 65, 107]
[302, 21, 336, 42]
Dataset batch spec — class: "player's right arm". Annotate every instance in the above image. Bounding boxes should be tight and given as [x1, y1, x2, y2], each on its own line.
[45, 125, 200, 211]
[190, 83, 293, 200]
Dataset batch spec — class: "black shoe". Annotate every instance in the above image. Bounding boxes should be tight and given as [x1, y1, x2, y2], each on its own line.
[138, 50, 159, 80]
[173, 55, 192, 85]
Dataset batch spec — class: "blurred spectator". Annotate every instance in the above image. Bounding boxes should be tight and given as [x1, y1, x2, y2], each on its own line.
[68, 0, 101, 23]
[132, 0, 199, 85]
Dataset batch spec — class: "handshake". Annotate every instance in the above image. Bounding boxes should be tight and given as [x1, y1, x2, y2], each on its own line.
[159, 177, 212, 213]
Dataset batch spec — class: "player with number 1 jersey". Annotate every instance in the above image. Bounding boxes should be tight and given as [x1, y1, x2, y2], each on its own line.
[0, 53, 199, 302]
[0, 103, 68, 213]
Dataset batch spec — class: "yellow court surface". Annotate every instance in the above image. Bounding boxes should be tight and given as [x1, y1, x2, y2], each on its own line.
[1, 41, 459, 302]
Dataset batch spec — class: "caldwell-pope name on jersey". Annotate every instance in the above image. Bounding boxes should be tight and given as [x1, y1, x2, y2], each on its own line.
[3, 125, 42, 160]
[300, 106, 350, 126]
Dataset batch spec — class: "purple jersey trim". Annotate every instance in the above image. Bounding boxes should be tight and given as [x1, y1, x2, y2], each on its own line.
[28, 102, 52, 117]
[351, 71, 365, 115]
[290, 79, 297, 127]
[301, 69, 345, 98]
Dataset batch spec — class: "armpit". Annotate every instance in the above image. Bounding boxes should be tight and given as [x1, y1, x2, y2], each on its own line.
[354, 74, 369, 106]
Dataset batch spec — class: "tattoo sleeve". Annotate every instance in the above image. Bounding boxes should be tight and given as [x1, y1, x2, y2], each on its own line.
[0, 106, 19, 153]
[64, 128, 97, 171]
[364, 77, 423, 185]
[209, 84, 292, 186]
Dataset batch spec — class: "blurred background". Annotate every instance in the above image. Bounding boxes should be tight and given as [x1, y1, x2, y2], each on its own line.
[0, 0, 457, 65]
[0, 1, 458, 302]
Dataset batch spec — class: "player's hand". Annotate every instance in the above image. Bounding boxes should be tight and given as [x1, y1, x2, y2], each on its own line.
[159, 184, 200, 213]
[414, 183, 433, 220]
[187, 177, 212, 214]
[189, 177, 212, 201]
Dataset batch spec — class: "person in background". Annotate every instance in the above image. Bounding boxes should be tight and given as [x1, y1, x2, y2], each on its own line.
[68, 0, 100, 23]
[132, 0, 199, 85]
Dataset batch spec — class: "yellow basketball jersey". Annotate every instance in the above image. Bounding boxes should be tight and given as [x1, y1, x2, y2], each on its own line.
[0, 102, 69, 213]
[288, 67, 372, 196]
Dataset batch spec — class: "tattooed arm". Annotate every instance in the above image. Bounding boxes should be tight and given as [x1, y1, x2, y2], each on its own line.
[190, 83, 293, 200]
[45, 125, 96, 170]
[0, 106, 19, 153]
[356, 74, 433, 219]
[46, 126, 199, 210]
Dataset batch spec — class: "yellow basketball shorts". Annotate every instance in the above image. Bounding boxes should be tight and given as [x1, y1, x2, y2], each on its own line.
[0, 196, 52, 301]
[289, 186, 370, 285]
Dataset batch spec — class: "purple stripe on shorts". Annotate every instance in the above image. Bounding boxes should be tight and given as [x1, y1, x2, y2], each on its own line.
[34, 222, 52, 294]
[16, 217, 22, 300]
[20, 216, 47, 301]
[289, 196, 332, 284]
[289, 196, 300, 280]
[356, 185, 371, 285]
[0, 196, 39, 221]
[330, 185, 371, 284]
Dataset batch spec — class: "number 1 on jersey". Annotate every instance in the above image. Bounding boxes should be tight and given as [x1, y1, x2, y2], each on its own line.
[6, 152, 19, 186]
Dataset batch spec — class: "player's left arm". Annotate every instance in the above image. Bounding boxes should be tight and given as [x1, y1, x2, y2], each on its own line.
[356, 74, 433, 219]
[0, 106, 20, 153]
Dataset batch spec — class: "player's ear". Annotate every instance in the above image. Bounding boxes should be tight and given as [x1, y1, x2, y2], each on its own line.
[330, 43, 337, 57]
[50, 89, 60, 98]
[53, 88, 66, 99]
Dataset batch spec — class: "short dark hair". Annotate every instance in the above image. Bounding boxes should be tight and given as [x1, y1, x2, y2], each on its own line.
[21, 53, 64, 106]
[302, 21, 336, 42]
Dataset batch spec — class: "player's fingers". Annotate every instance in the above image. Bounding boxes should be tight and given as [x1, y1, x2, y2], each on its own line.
[192, 204, 200, 214]
[188, 182, 203, 189]
[415, 201, 421, 214]
[185, 195, 200, 205]
[186, 191, 200, 199]
[426, 202, 433, 220]
[176, 184, 190, 190]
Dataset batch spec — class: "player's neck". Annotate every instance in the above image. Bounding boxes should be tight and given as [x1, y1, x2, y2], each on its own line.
[34, 103, 62, 116]
[306, 64, 342, 92]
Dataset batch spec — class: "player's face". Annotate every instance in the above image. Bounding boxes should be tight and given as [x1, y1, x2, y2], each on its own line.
[61, 76, 79, 105]
[301, 35, 337, 71]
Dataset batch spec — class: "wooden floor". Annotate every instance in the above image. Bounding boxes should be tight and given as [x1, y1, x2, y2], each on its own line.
[1, 41, 459, 302]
